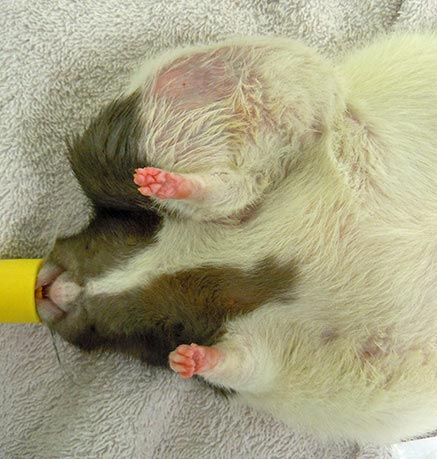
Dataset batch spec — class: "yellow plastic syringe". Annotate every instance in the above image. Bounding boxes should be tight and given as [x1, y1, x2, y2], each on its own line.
[0, 259, 43, 323]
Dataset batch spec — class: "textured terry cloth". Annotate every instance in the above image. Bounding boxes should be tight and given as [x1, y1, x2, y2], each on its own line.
[1, 1, 436, 458]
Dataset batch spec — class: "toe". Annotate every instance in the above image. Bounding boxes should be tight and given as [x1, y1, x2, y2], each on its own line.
[171, 353, 191, 364]
[138, 186, 153, 196]
[133, 173, 146, 186]
[177, 345, 195, 357]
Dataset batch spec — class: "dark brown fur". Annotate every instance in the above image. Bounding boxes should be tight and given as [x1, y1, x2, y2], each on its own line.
[66, 90, 153, 211]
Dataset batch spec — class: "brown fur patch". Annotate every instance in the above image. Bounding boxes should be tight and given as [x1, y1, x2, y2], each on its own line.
[66, 90, 155, 212]
[53, 252, 297, 368]
[144, 256, 297, 324]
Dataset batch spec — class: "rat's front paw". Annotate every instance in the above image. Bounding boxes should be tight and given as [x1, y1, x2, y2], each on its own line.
[169, 343, 223, 378]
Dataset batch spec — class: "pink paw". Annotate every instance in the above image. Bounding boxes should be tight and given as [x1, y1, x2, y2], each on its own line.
[133, 167, 197, 200]
[169, 344, 222, 379]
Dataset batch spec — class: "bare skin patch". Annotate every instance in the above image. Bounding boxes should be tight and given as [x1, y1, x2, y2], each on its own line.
[320, 328, 339, 344]
[151, 46, 274, 138]
[153, 49, 238, 110]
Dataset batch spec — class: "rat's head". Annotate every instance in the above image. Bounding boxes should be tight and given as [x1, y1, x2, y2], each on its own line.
[36, 205, 296, 366]
[36, 207, 227, 365]
[36, 207, 171, 365]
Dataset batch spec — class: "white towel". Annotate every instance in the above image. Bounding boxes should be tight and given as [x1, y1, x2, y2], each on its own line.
[1, 1, 436, 457]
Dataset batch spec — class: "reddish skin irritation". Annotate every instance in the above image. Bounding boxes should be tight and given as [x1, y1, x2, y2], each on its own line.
[134, 167, 200, 200]
[169, 343, 223, 378]
[152, 50, 235, 110]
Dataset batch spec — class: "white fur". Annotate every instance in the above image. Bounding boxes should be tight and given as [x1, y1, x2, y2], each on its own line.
[90, 34, 436, 443]
[126, 37, 343, 220]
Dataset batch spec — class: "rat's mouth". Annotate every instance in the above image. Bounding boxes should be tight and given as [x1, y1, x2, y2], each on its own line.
[35, 263, 66, 323]
[36, 263, 64, 290]
[35, 284, 50, 300]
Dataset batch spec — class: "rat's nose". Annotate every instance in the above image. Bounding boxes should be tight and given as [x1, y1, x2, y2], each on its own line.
[46, 272, 82, 307]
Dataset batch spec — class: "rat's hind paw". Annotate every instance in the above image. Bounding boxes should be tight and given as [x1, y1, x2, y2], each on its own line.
[169, 343, 223, 378]
[134, 167, 200, 200]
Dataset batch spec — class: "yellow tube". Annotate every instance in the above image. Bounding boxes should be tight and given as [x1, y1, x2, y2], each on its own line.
[0, 259, 43, 323]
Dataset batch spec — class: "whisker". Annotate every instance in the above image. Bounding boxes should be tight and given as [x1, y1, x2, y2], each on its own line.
[48, 329, 89, 388]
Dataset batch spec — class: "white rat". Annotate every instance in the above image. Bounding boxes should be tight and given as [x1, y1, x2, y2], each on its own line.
[37, 33, 437, 444]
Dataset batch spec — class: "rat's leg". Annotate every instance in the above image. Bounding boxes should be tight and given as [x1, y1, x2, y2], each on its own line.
[134, 166, 260, 220]
[169, 344, 223, 378]
[169, 339, 276, 392]
[134, 167, 204, 200]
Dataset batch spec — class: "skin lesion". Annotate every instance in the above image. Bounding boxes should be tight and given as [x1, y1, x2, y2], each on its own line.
[152, 48, 239, 109]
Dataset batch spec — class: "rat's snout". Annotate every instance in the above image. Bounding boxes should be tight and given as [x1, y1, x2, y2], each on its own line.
[36, 263, 82, 323]
[46, 272, 82, 307]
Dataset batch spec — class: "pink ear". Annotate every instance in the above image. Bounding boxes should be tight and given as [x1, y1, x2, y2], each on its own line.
[152, 50, 237, 110]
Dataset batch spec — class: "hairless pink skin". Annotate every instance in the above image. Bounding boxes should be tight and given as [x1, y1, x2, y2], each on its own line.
[169, 343, 224, 378]
[134, 167, 203, 200]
